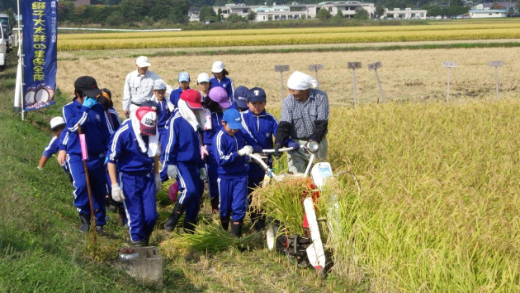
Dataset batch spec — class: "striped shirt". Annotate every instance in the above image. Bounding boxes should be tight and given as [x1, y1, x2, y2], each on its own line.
[279, 88, 330, 139]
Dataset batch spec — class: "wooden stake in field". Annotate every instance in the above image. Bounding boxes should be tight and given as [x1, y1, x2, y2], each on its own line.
[489, 61, 504, 100]
[368, 61, 385, 104]
[442, 61, 457, 102]
[308, 64, 324, 88]
[274, 65, 289, 101]
[348, 62, 362, 108]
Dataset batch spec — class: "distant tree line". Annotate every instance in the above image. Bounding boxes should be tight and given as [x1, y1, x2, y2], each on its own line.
[57, 0, 190, 25]
[0, 0, 480, 26]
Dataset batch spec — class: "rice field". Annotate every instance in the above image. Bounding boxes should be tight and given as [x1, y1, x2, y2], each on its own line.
[48, 21, 520, 291]
[156, 100, 520, 292]
[57, 20, 520, 50]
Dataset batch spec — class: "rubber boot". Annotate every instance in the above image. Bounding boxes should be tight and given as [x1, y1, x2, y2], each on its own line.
[164, 203, 185, 232]
[133, 240, 146, 247]
[231, 220, 243, 238]
[79, 213, 90, 233]
[183, 220, 197, 234]
[220, 216, 230, 231]
[145, 236, 151, 246]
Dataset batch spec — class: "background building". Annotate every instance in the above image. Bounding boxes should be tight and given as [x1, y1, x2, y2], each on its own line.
[383, 8, 428, 19]
[213, 1, 376, 21]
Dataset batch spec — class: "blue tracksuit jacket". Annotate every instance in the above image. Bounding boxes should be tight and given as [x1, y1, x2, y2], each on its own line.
[212, 129, 248, 179]
[212, 129, 248, 220]
[161, 111, 203, 167]
[108, 107, 121, 131]
[107, 120, 158, 242]
[42, 135, 61, 159]
[240, 110, 278, 177]
[62, 99, 114, 156]
[210, 76, 234, 102]
[156, 100, 172, 140]
[169, 87, 189, 108]
[42, 131, 72, 179]
[202, 111, 224, 201]
[107, 120, 155, 173]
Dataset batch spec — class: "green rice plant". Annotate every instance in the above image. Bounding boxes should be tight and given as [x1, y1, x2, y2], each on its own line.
[251, 178, 314, 236]
[167, 219, 261, 253]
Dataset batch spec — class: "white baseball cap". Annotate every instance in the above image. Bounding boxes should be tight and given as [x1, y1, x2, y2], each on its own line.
[50, 117, 65, 130]
[211, 61, 225, 73]
[136, 56, 151, 68]
[197, 73, 210, 83]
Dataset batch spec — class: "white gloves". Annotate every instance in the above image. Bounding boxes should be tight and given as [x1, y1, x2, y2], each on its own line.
[155, 174, 161, 194]
[200, 168, 207, 180]
[168, 165, 178, 179]
[238, 145, 253, 156]
[111, 183, 125, 203]
[200, 145, 209, 159]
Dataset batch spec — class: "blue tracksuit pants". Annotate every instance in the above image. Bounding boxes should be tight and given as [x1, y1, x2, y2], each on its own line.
[218, 176, 248, 221]
[67, 154, 107, 225]
[205, 146, 219, 201]
[177, 162, 202, 224]
[120, 171, 158, 242]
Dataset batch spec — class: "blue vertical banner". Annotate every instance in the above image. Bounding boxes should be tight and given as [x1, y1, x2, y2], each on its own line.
[22, 0, 58, 112]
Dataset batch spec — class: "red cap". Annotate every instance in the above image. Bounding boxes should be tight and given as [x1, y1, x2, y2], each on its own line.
[135, 106, 157, 136]
[180, 89, 203, 109]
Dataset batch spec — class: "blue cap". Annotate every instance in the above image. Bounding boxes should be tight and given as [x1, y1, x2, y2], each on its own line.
[234, 86, 249, 109]
[178, 71, 190, 82]
[247, 87, 266, 102]
[222, 108, 243, 130]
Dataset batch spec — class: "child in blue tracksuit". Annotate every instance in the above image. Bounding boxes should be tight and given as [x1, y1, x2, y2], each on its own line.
[212, 108, 253, 237]
[107, 101, 161, 246]
[169, 71, 190, 108]
[62, 76, 114, 234]
[203, 86, 232, 213]
[37, 117, 72, 183]
[163, 89, 206, 233]
[240, 87, 281, 231]
[98, 88, 128, 226]
[210, 61, 235, 102]
[152, 79, 174, 144]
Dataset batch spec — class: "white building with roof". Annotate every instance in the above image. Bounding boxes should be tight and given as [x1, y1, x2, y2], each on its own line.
[469, 9, 508, 18]
[383, 8, 427, 19]
[213, 1, 376, 21]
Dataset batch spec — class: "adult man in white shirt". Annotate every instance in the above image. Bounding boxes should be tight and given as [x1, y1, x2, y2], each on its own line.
[122, 56, 173, 117]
